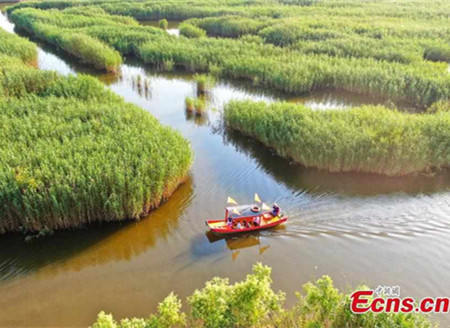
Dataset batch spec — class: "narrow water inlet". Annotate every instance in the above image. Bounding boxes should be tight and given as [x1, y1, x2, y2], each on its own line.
[0, 9, 449, 328]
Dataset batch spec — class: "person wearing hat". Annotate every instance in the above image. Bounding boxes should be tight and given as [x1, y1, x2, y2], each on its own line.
[272, 203, 280, 216]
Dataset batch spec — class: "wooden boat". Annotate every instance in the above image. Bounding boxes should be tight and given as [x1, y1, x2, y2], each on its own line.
[205, 204, 287, 235]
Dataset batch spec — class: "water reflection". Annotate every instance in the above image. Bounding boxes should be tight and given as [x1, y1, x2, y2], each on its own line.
[220, 127, 450, 196]
[185, 110, 210, 126]
[199, 231, 276, 261]
[139, 20, 181, 36]
[288, 89, 415, 112]
[0, 178, 193, 283]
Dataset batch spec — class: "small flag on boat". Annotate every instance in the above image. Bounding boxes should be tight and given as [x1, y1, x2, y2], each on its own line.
[227, 197, 238, 205]
[262, 203, 271, 211]
[232, 208, 241, 215]
[254, 193, 262, 203]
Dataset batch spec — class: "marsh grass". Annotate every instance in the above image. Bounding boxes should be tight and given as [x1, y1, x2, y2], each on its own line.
[179, 22, 206, 38]
[224, 100, 450, 176]
[0, 31, 192, 234]
[0, 28, 37, 64]
[194, 97, 206, 115]
[194, 73, 215, 93]
[185, 96, 194, 112]
[0, 95, 192, 233]
[10, 8, 125, 72]
[9, 3, 450, 106]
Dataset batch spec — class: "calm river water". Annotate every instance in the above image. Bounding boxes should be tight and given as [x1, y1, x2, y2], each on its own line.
[1, 8, 450, 327]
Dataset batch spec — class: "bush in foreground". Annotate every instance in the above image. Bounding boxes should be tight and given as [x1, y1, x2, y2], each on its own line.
[90, 264, 434, 328]
[224, 100, 450, 176]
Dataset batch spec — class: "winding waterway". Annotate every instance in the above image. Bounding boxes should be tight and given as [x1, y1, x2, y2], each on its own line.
[1, 8, 450, 327]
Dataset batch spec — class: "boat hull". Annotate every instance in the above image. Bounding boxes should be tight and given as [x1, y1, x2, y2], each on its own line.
[206, 216, 287, 235]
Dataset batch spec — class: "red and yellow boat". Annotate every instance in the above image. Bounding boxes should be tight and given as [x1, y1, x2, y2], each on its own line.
[205, 199, 287, 235]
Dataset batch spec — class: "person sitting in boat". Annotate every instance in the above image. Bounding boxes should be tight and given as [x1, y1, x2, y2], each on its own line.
[227, 216, 233, 227]
[243, 221, 249, 228]
[272, 203, 280, 216]
[236, 221, 242, 229]
[253, 216, 260, 226]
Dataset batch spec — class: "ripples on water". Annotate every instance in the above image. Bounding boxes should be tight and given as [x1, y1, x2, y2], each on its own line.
[0, 10, 449, 327]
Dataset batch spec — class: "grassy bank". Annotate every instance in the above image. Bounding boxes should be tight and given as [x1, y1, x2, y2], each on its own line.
[90, 263, 434, 328]
[9, 7, 125, 72]
[224, 100, 450, 176]
[7, 1, 450, 107]
[0, 30, 192, 234]
[0, 27, 36, 64]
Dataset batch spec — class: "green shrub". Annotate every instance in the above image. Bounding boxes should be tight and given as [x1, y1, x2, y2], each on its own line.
[91, 293, 185, 328]
[147, 293, 186, 328]
[159, 18, 168, 30]
[90, 264, 434, 328]
[188, 263, 285, 328]
[91, 312, 117, 328]
[291, 275, 434, 328]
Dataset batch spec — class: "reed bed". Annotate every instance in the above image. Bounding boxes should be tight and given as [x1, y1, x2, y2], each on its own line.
[0, 32, 192, 234]
[83, 25, 165, 55]
[186, 16, 271, 38]
[224, 100, 450, 176]
[10, 9, 123, 72]
[7, 0, 318, 20]
[5, 0, 449, 180]
[185, 14, 450, 63]
[137, 35, 449, 107]
[0, 96, 192, 233]
[8, 0, 448, 21]
[0, 28, 37, 64]
[179, 22, 206, 38]
[8, 3, 450, 106]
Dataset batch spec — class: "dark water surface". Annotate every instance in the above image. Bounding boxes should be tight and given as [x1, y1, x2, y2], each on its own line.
[1, 9, 450, 327]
